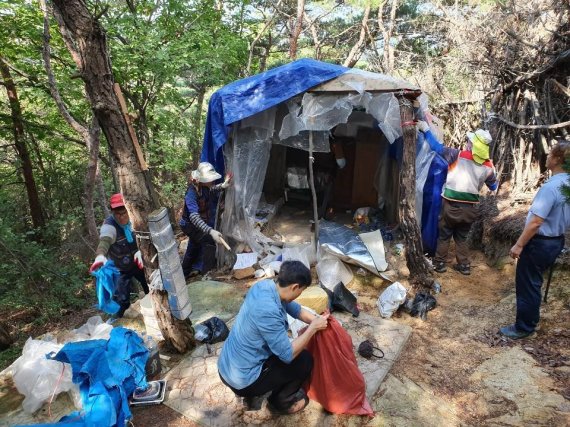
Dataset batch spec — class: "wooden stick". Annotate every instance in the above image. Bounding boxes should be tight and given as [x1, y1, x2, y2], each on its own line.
[219, 236, 231, 251]
[113, 83, 148, 171]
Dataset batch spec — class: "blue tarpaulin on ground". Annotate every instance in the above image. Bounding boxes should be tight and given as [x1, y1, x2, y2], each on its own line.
[14, 327, 149, 427]
[200, 58, 349, 174]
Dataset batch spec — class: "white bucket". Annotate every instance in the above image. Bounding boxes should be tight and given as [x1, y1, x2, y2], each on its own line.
[140, 294, 164, 341]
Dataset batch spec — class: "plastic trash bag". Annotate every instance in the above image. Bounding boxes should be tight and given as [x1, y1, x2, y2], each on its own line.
[316, 254, 353, 291]
[321, 282, 359, 317]
[67, 316, 112, 342]
[304, 315, 373, 416]
[196, 317, 229, 344]
[410, 292, 437, 320]
[377, 282, 407, 318]
[11, 337, 77, 413]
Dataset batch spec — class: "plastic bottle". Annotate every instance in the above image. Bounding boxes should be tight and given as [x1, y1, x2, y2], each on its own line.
[144, 335, 161, 378]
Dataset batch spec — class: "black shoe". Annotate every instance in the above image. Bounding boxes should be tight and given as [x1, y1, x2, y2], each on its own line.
[433, 262, 447, 273]
[453, 263, 470, 275]
[499, 324, 532, 339]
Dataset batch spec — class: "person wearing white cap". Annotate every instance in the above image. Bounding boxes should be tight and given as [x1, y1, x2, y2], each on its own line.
[417, 122, 498, 275]
[179, 162, 232, 278]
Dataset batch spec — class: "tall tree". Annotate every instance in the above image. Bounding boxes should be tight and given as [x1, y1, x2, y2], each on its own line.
[40, 0, 103, 244]
[0, 56, 46, 230]
[289, 0, 306, 59]
[50, 0, 195, 352]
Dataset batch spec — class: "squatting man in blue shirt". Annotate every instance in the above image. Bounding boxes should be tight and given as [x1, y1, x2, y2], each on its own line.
[218, 260, 329, 415]
[500, 140, 570, 339]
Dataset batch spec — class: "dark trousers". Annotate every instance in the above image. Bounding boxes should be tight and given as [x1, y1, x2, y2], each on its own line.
[515, 236, 564, 333]
[220, 350, 313, 411]
[434, 199, 479, 265]
[116, 267, 148, 316]
[180, 223, 216, 276]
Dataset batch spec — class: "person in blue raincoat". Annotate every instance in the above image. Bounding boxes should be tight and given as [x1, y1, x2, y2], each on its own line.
[89, 193, 149, 317]
[179, 162, 232, 278]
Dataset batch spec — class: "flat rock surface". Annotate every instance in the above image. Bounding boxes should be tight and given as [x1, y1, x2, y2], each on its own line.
[163, 311, 412, 426]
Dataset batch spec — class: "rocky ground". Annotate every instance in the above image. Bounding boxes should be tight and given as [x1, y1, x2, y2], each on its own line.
[1, 245, 569, 426]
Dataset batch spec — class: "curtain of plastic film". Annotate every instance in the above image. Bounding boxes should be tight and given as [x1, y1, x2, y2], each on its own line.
[273, 131, 331, 152]
[279, 91, 403, 144]
[221, 126, 272, 252]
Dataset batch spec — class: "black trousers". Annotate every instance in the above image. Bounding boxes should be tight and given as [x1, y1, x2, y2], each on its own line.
[116, 267, 149, 317]
[220, 350, 313, 411]
[180, 223, 216, 276]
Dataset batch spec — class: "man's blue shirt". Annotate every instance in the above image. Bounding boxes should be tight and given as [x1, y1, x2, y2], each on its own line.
[217, 279, 302, 390]
[527, 173, 570, 237]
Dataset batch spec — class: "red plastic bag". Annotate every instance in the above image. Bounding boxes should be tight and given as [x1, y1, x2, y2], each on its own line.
[304, 315, 374, 416]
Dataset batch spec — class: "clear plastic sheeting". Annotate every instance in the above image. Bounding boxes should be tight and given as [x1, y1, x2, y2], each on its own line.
[221, 126, 272, 252]
[278, 91, 403, 144]
[318, 220, 379, 275]
[274, 130, 331, 152]
[415, 135, 436, 227]
[332, 68, 418, 94]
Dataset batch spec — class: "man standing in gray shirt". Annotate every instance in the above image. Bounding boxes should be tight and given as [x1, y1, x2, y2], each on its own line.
[500, 141, 570, 339]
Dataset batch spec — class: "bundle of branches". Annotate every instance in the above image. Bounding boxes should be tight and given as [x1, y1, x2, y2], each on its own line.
[469, 194, 526, 263]
[431, 1, 570, 196]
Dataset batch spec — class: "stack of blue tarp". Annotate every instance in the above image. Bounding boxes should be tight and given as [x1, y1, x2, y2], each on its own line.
[15, 327, 148, 427]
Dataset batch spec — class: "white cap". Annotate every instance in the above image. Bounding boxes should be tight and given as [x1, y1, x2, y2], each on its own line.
[191, 162, 222, 183]
[467, 129, 492, 145]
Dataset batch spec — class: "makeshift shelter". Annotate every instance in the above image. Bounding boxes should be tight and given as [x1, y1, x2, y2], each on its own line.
[200, 59, 446, 263]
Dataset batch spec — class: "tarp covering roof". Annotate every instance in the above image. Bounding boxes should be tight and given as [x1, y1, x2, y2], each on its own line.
[200, 58, 349, 172]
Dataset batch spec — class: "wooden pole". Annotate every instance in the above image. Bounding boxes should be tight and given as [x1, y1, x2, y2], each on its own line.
[398, 95, 432, 287]
[308, 131, 320, 251]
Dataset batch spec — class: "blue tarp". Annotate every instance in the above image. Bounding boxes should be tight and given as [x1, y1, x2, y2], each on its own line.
[200, 58, 349, 174]
[15, 328, 149, 427]
[421, 153, 448, 255]
[91, 261, 121, 315]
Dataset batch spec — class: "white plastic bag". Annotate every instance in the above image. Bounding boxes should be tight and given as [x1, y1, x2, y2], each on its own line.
[282, 242, 316, 269]
[316, 254, 354, 291]
[377, 282, 407, 318]
[68, 315, 112, 341]
[11, 337, 76, 413]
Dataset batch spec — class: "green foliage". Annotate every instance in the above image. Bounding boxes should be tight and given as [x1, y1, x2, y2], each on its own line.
[0, 216, 93, 321]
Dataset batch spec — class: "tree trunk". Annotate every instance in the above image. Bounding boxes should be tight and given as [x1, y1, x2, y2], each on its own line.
[289, 0, 305, 60]
[343, 2, 371, 68]
[190, 85, 206, 166]
[51, 0, 195, 353]
[41, 0, 100, 243]
[378, 0, 399, 74]
[0, 56, 46, 230]
[0, 322, 12, 351]
[398, 96, 432, 287]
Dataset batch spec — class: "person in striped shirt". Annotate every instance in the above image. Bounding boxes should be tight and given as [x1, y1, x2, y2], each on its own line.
[417, 122, 498, 275]
[179, 162, 231, 278]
